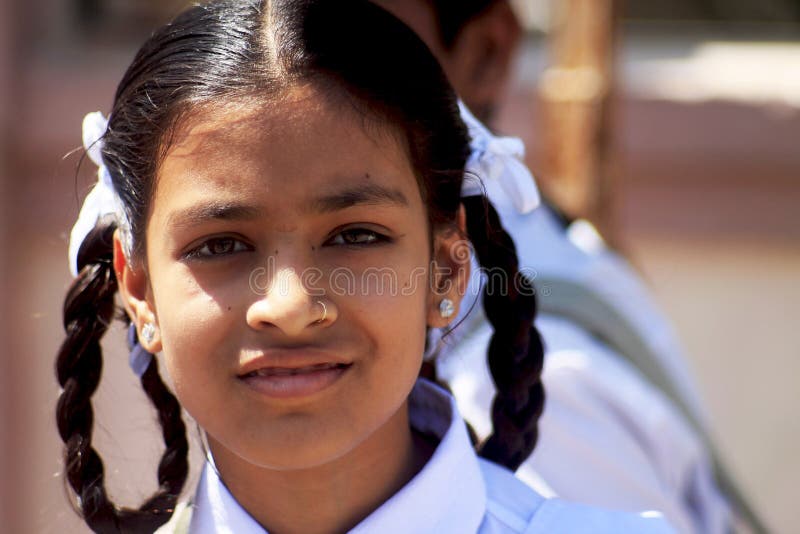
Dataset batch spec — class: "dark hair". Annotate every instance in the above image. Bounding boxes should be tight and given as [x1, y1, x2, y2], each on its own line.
[429, 0, 500, 48]
[56, 1, 544, 531]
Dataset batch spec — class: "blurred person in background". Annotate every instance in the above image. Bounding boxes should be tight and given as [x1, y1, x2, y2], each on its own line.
[374, 1, 739, 532]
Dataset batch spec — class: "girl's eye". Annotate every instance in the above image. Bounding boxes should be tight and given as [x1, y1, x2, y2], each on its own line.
[327, 228, 388, 247]
[185, 237, 251, 259]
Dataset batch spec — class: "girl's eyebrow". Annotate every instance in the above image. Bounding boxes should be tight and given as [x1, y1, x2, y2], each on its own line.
[167, 184, 410, 229]
[306, 183, 409, 213]
[167, 202, 262, 229]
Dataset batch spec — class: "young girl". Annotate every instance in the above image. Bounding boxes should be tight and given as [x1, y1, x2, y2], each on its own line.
[56, 1, 673, 532]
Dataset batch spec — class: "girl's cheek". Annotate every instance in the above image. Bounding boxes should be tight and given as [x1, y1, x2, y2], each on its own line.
[158, 289, 229, 351]
[326, 257, 428, 298]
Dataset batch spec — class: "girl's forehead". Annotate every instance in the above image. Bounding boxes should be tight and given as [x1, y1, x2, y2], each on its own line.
[167, 89, 336, 155]
[164, 87, 404, 169]
[151, 87, 424, 219]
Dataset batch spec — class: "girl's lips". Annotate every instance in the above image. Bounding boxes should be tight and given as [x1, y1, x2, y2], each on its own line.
[239, 363, 351, 399]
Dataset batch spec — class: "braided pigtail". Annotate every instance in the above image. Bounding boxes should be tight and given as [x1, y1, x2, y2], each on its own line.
[134, 336, 190, 518]
[461, 196, 546, 471]
[56, 220, 189, 533]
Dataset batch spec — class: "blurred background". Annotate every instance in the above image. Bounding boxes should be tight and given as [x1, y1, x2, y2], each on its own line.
[0, 0, 798, 532]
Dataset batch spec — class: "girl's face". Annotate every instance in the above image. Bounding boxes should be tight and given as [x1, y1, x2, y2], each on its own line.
[116, 86, 466, 470]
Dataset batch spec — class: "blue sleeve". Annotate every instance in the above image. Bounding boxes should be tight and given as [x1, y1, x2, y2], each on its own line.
[523, 499, 678, 534]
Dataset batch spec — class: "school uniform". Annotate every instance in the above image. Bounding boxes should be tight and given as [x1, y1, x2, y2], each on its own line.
[430, 171, 732, 533]
[155, 379, 674, 533]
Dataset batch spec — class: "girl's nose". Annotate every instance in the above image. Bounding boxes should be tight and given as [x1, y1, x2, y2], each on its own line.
[246, 267, 336, 336]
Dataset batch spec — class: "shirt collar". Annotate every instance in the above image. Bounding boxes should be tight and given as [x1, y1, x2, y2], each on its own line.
[191, 379, 487, 533]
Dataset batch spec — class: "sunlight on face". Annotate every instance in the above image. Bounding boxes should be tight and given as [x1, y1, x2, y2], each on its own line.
[143, 85, 436, 470]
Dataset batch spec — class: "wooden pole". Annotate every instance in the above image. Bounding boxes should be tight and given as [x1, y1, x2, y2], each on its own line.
[539, 0, 620, 238]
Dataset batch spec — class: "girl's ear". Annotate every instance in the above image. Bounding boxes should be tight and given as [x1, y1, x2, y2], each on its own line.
[113, 230, 162, 353]
[427, 204, 471, 329]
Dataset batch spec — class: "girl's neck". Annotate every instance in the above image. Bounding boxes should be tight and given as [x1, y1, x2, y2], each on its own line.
[207, 402, 435, 534]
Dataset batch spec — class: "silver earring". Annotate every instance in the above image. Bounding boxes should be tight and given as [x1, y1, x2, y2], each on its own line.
[141, 322, 156, 344]
[439, 299, 455, 319]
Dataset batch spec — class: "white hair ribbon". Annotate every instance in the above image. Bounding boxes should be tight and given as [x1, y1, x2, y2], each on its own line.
[70, 113, 152, 377]
[459, 101, 540, 214]
[68, 111, 124, 277]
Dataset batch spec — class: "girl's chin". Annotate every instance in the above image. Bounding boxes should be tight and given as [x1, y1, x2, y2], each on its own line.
[207, 419, 370, 472]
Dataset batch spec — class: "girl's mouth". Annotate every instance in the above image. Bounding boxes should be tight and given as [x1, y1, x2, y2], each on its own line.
[242, 362, 348, 378]
[239, 363, 352, 398]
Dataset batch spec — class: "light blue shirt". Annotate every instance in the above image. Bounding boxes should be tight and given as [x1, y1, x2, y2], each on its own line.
[180, 379, 674, 533]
